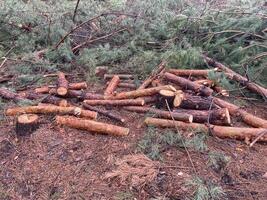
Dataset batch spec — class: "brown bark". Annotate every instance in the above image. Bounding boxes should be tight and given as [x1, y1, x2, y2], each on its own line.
[35, 82, 88, 94]
[104, 74, 134, 80]
[180, 94, 217, 110]
[6, 105, 97, 119]
[84, 99, 145, 106]
[83, 103, 125, 123]
[104, 75, 120, 96]
[173, 108, 231, 125]
[57, 72, 69, 96]
[213, 86, 229, 96]
[124, 106, 193, 122]
[173, 90, 184, 107]
[141, 95, 159, 104]
[117, 83, 136, 89]
[194, 79, 214, 87]
[56, 116, 129, 136]
[164, 72, 213, 96]
[203, 55, 267, 99]
[168, 68, 219, 77]
[108, 85, 176, 100]
[0, 88, 24, 102]
[16, 114, 39, 136]
[138, 61, 166, 90]
[66, 90, 104, 100]
[213, 97, 267, 128]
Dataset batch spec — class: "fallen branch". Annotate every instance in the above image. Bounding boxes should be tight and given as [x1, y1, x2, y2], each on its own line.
[56, 115, 129, 136]
[84, 99, 145, 106]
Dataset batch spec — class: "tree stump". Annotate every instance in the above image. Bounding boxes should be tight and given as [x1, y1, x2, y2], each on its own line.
[15, 114, 39, 136]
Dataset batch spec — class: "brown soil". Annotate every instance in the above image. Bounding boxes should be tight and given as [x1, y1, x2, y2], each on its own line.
[1, 81, 267, 200]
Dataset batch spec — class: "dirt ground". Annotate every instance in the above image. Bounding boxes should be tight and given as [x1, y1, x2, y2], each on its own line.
[0, 80, 267, 200]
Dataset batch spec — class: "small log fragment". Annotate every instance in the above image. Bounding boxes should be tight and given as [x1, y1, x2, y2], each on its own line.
[56, 116, 129, 136]
[84, 99, 145, 106]
[173, 90, 184, 107]
[213, 97, 267, 128]
[57, 72, 69, 96]
[83, 103, 125, 123]
[164, 72, 213, 96]
[180, 94, 217, 110]
[6, 105, 97, 119]
[104, 75, 120, 96]
[16, 114, 39, 136]
[194, 79, 214, 87]
[173, 108, 231, 125]
[108, 85, 176, 100]
[118, 82, 136, 89]
[0, 88, 24, 102]
[213, 86, 229, 96]
[124, 106, 193, 122]
[104, 74, 133, 80]
[168, 68, 218, 77]
[138, 61, 166, 90]
[95, 66, 109, 77]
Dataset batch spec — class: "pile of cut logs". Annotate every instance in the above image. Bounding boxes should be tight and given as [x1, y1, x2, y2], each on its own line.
[1, 57, 267, 144]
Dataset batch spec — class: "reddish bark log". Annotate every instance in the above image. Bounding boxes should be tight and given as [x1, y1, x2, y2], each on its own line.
[84, 99, 145, 106]
[57, 72, 69, 96]
[104, 75, 120, 96]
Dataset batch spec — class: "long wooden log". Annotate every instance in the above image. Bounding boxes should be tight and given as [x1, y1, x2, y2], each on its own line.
[117, 83, 136, 89]
[167, 68, 219, 77]
[35, 82, 88, 94]
[56, 116, 129, 136]
[83, 103, 125, 123]
[144, 117, 267, 142]
[164, 72, 213, 96]
[107, 85, 176, 100]
[6, 105, 97, 119]
[138, 61, 166, 90]
[104, 75, 120, 96]
[124, 106, 193, 122]
[180, 94, 217, 110]
[104, 74, 133, 80]
[84, 99, 145, 106]
[213, 97, 267, 128]
[203, 55, 267, 99]
[173, 108, 231, 125]
[57, 72, 69, 96]
[0, 88, 24, 102]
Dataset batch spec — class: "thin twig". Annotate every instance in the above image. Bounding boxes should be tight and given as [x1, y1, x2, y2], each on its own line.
[72, 0, 80, 22]
[249, 129, 267, 147]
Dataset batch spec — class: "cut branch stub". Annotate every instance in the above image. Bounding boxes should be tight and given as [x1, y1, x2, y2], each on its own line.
[57, 72, 69, 96]
[104, 75, 120, 96]
[56, 115, 129, 136]
[16, 114, 39, 136]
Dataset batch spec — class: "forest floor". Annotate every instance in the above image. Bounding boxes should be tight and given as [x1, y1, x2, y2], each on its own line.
[0, 72, 267, 200]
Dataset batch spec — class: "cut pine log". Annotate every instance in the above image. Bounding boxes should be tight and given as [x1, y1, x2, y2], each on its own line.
[173, 90, 184, 107]
[56, 115, 129, 136]
[167, 68, 219, 77]
[141, 95, 159, 104]
[213, 97, 267, 128]
[144, 117, 267, 142]
[124, 106, 193, 122]
[173, 108, 231, 125]
[16, 114, 39, 136]
[104, 75, 120, 96]
[180, 94, 217, 110]
[194, 79, 214, 87]
[104, 74, 133, 80]
[164, 72, 213, 96]
[0, 88, 24, 102]
[203, 55, 267, 99]
[108, 85, 176, 100]
[213, 86, 229, 96]
[35, 82, 88, 94]
[83, 103, 125, 123]
[84, 99, 145, 106]
[138, 61, 166, 90]
[57, 72, 69, 96]
[6, 105, 97, 119]
[117, 83, 136, 89]
[66, 90, 104, 100]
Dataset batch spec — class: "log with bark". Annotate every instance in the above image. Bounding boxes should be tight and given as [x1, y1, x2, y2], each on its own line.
[213, 86, 229, 96]
[167, 68, 219, 77]
[16, 114, 39, 136]
[104, 74, 134, 80]
[179, 94, 218, 110]
[107, 85, 176, 100]
[173, 90, 184, 107]
[83, 103, 125, 123]
[158, 89, 175, 107]
[144, 117, 267, 142]
[0, 88, 24, 102]
[194, 79, 214, 87]
[164, 72, 213, 96]
[57, 72, 69, 96]
[117, 82, 136, 89]
[66, 90, 104, 100]
[213, 97, 267, 128]
[138, 61, 166, 90]
[35, 82, 88, 94]
[203, 55, 267, 99]
[56, 116, 129, 136]
[104, 75, 120, 96]
[6, 105, 97, 119]
[173, 108, 231, 125]
[84, 99, 145, 106]
[124, 106, 193, 122]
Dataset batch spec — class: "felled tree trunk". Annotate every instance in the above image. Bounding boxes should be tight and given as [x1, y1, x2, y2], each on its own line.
[6, 105, 97, 119]
[104, 75, 120, 96]
[16, 114, 39, 136]
[108, 85, 176, 100]
[84, 99, 145, 106]
[167, 68, 219, 77]
[164, 72, 213, 96]
[213, 97, 267, 128]
[0, 88, 24, 102]
[57, 72, 69, 96]
[83, 103, 125, 123]
[173, 108, 231, 125]
[56, 116, 129, 136]
[203, 55, 267, 99]
[66, 90, 104, 100]
[124, 106, 193, 122]
[35, 82, 88, 94]
[104, 74, 133, 80]
[180, 94, 217, 110]
[117, 83, 136, 89]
